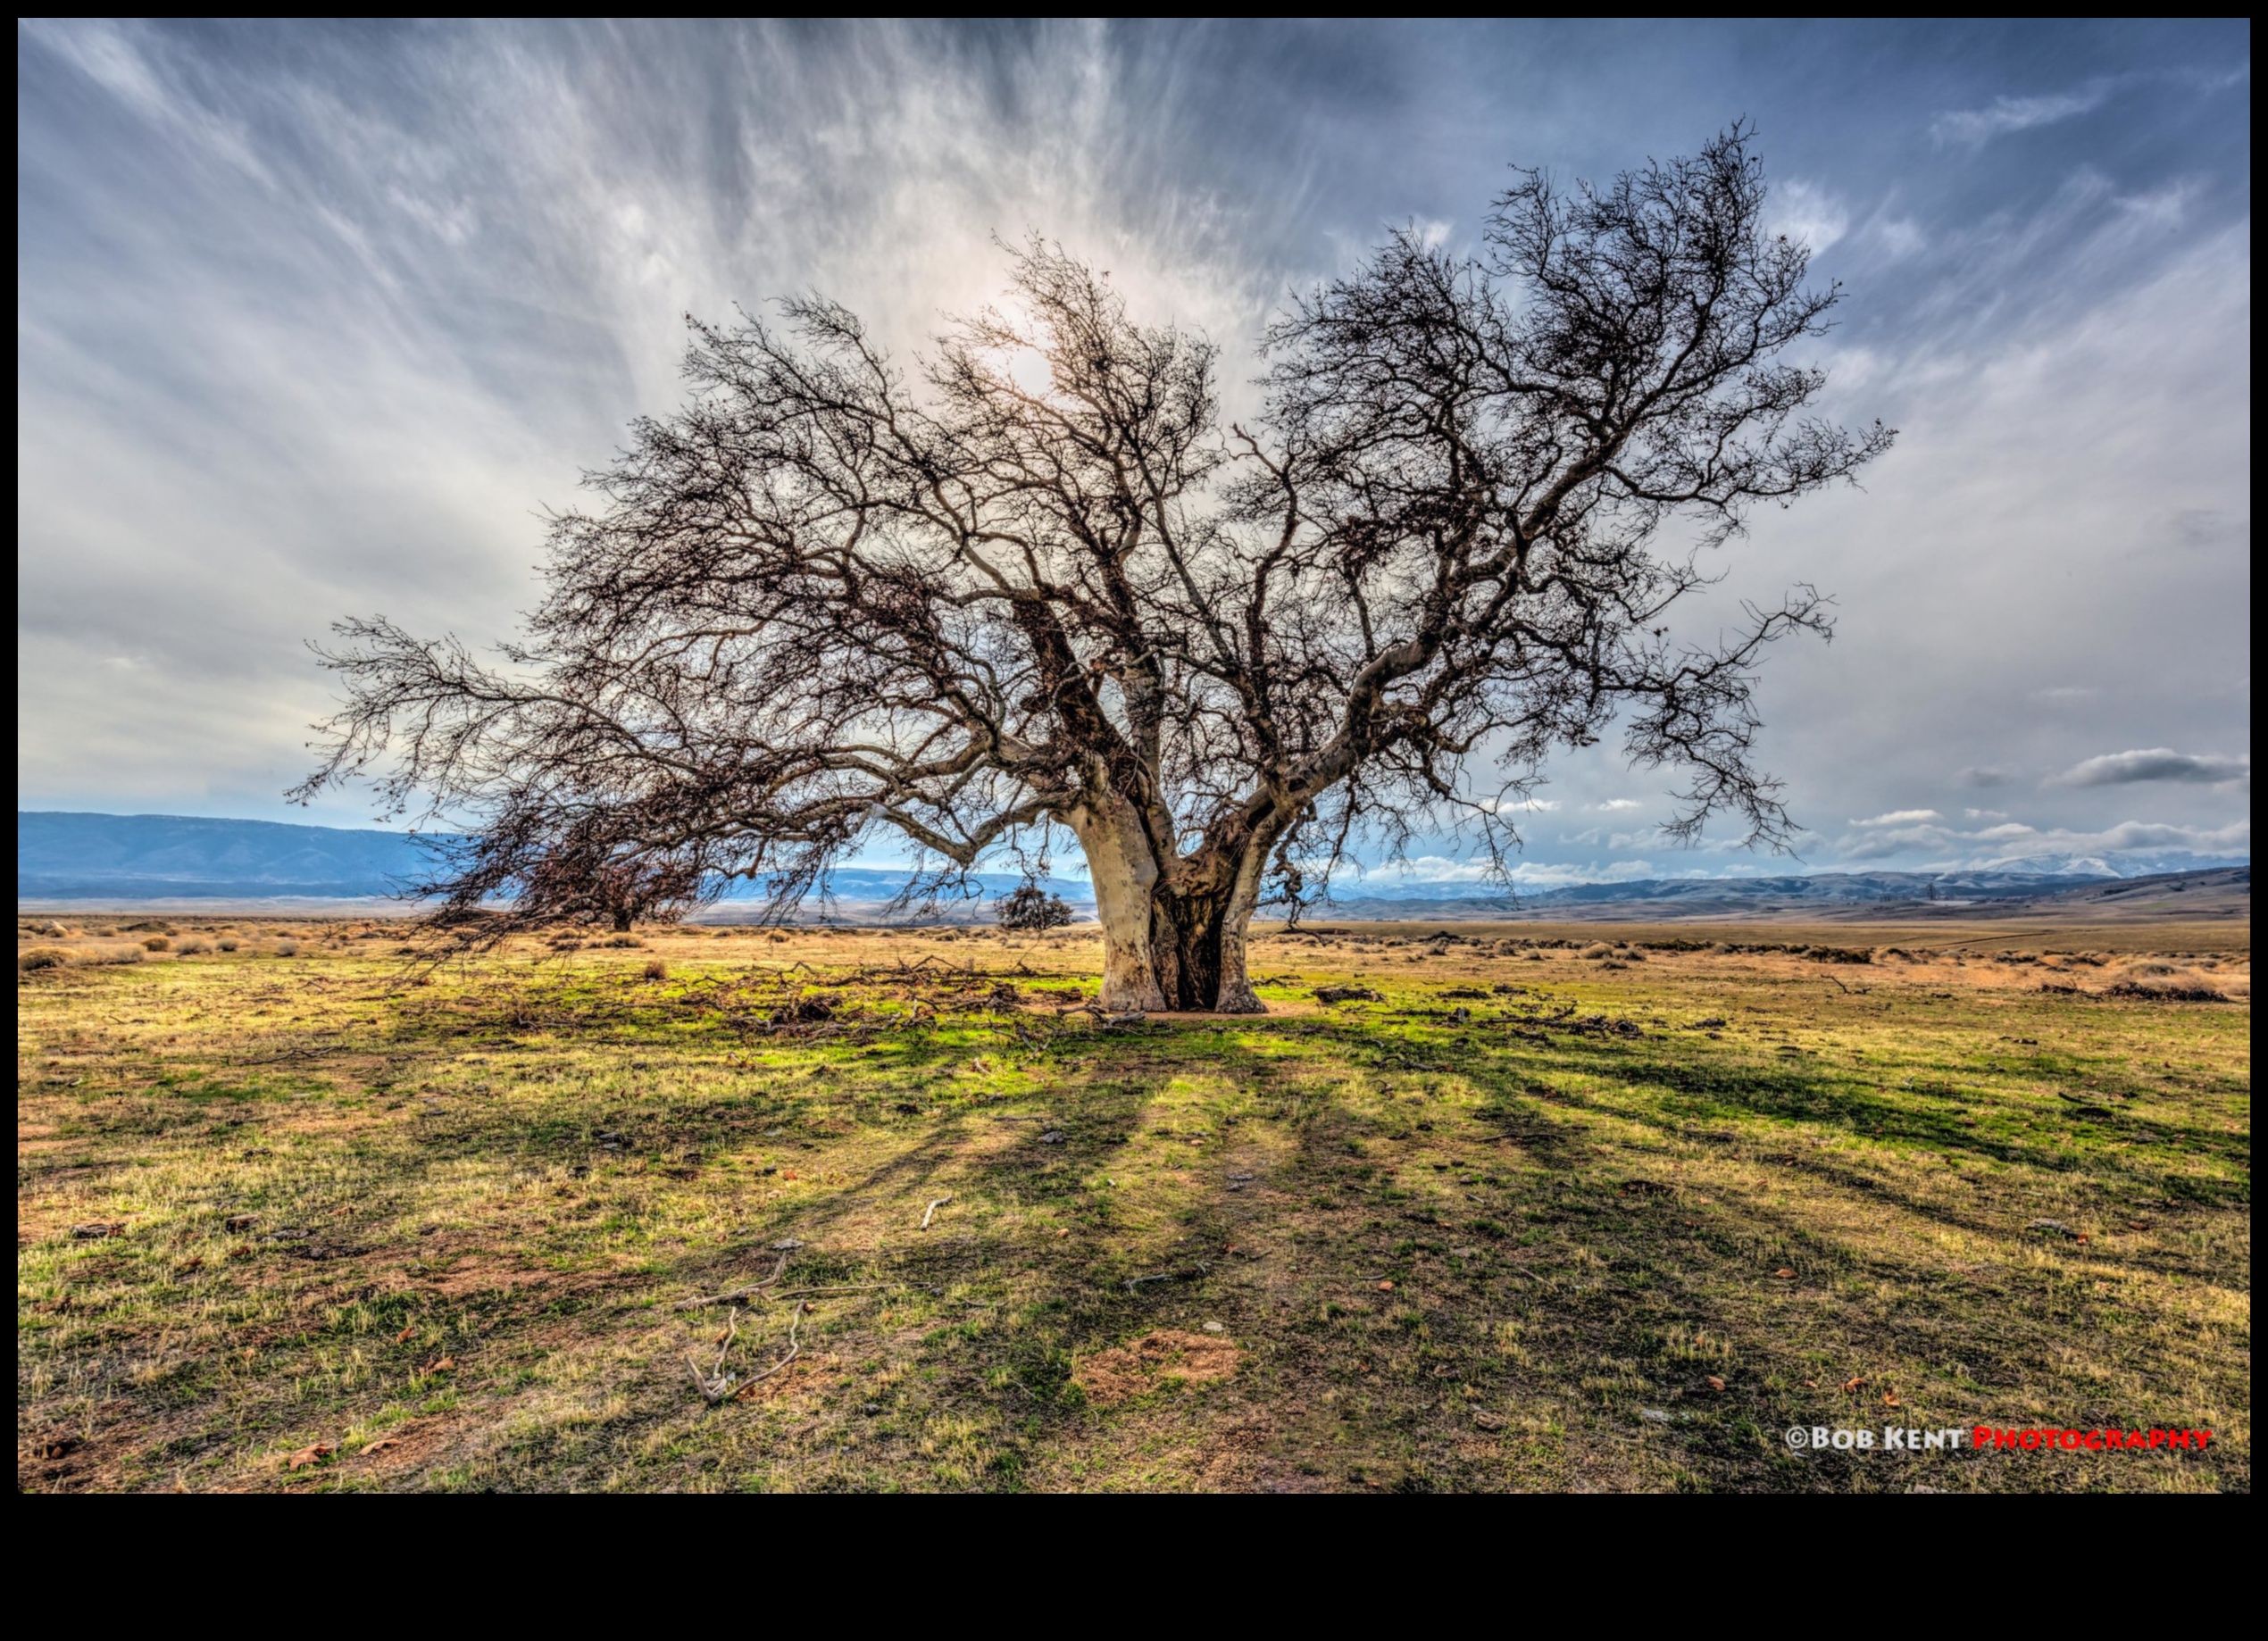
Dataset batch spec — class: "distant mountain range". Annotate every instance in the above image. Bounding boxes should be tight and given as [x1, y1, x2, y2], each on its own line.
[20, 812, 439, 900]
[17, 812, 2248, 923]
[14, 812, 1086, 910]
[1304, 865, 2249, 923]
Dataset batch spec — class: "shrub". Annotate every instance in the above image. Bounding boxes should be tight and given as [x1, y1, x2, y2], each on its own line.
[217, 939, 239, 953]
[175, 938, 212, 956]
[644, 958, 670, 981]
[19, 946, 71, 970]
[2105, 980, 2226, 1004]
[996, 884, 1076, 932]
[142, 936, 171, 952]
[273, 942, 299, 958]
[1580, 943, 1614, 960]
[91, 945, 144, 965]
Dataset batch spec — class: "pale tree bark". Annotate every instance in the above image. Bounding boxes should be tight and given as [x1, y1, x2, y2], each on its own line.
[1065, 801, 1168, 1012]
[1064, 804, 1273, 1013]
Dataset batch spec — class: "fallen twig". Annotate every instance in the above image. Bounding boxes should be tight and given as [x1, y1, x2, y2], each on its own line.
[685, 1306, 742, 1404]
[228, 1042, 352, 1067]
[767, 1283, 893, 1300]
[673, 1249, 792, 1312]
[1125, 1260, 1212, 1295]
[736, 1306, 803, 1391]
[921, 1195, 952, 1231]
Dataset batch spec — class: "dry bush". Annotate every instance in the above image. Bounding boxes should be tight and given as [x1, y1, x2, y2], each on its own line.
[141, 936, 171, 952]
[175, 938, 211, 956]
[2106, 979, 2227, 1004]
[272, 942, 299, 958]
[19, 946, 72, 970]
[643, 958, 669, 981]
[217, 939, 238, 953]
[1580, 943, 1614, 960]
[88, 945, 144, 966]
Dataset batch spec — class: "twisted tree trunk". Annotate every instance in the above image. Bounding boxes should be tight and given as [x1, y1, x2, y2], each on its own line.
[1068, 801, 1269, 1014]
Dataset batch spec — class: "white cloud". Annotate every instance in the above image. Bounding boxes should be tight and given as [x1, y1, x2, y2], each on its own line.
[1867, 217, 1926, 260]
[1828, 812, 2248, 868]
[1930, 82, 2115, 148]
[2051, 748, 2249, 787]
[1852, 809, 1940, 827]
[1362, 854, 1501, 883]
[1593, 798, 1642, 812]
[1503, 859, 1659, 887]
[1767, 179, 1849, 256]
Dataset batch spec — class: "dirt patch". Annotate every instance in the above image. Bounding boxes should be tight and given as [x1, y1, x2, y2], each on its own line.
[1074, 1329, 1245, 1406]
[340, 1415, 459, 1479]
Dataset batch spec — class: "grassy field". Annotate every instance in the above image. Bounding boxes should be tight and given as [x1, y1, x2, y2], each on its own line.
[17, 914, 2250, 1493]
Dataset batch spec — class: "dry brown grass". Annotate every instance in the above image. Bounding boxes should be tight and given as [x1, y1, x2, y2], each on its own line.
[16, 912, 2251, 1493]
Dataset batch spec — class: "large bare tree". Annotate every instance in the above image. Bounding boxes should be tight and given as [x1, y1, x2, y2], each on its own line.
[297, 127, 1890, 1012]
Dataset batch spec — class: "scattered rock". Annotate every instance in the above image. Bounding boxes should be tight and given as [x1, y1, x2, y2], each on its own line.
[70, 1222, 124, 1239]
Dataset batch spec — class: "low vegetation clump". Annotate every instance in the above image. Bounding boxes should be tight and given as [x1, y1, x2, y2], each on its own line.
[16, 914, 2250, 1494]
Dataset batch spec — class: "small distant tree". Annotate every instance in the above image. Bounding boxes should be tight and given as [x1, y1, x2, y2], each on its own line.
[996, 884, 1076, 933]
[297, 125, 1889, 1012]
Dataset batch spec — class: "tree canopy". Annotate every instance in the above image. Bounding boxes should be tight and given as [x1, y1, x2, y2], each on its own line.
[298, 125, 1890, 1010]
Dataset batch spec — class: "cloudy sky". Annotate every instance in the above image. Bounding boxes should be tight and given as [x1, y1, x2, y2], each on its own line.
[16, 21, 2251, 884]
